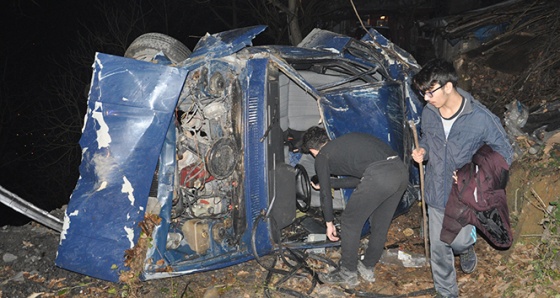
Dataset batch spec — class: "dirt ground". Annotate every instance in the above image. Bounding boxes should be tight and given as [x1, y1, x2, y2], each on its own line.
[1, 145, 559, 298]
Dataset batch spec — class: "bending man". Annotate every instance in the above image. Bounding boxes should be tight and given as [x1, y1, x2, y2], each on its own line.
[301, 126, 408, 288]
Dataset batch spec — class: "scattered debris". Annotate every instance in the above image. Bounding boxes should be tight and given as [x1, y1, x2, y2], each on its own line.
[505, 99, 560, 157]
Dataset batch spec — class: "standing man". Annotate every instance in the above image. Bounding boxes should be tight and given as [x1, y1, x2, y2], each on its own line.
[301, 126, 408, 288]
[411, 59, 513, 298]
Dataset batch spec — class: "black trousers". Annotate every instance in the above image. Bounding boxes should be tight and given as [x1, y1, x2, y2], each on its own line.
[339, 158, 408, 271]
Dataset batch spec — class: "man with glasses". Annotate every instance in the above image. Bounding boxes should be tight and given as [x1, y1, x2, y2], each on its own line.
[411, 59, 513, 298]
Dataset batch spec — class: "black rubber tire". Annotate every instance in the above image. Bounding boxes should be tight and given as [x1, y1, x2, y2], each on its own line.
[294, 164, 311, 213]
[124, 33, 191, 64]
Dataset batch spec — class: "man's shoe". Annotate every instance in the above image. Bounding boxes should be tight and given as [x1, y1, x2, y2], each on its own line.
[460, 245, 477, 274]
[357, 260, 375, 282]
[318, 266, 359, 288]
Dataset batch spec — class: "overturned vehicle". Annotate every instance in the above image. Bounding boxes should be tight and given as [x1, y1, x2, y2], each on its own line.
[55, 25, 424, 282]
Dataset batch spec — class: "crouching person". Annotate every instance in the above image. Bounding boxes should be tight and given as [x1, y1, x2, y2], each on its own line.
[300, 126, 408, 288]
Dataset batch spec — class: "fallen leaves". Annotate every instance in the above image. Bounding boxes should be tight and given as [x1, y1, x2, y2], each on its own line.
[120, 213, 163, 296]
[403, 227, 414, 237]
[24, 272, 45, 283]
[47, 278, 66, 289]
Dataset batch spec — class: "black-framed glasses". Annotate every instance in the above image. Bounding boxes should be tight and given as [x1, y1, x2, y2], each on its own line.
[420, 84, 444, 98]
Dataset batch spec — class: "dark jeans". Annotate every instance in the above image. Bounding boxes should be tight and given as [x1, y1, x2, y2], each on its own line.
[339, 158, 408, 271]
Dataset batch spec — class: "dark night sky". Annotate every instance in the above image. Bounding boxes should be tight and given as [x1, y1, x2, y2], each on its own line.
[1, 1, 84, 225]
[0, 0, 253, 226]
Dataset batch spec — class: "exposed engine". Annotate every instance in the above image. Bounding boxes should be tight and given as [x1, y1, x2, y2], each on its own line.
[167, 64, 246, 253]
[174, 66, 242, 222]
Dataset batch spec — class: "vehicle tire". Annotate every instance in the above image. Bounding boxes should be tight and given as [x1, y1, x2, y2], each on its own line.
[124, 33, 191, 64]
[294, 164, 311, 213]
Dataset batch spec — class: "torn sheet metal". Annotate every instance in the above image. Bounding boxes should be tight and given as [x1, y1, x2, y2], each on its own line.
[298, 28, 422, 125]
[360, 28, 420, 81]
[321, 84, 404, 153]
[55, 53, 188, 282]
[299, 28, 420, 81]
[189, 25, 267, 60]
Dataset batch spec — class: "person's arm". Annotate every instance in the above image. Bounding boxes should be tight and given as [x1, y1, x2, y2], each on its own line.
[484, 112, 514, 165]
[314, 154, 335, 223]
[314, 154, 340, 241]
[330, 176, 360, 189]
[311, 176, 360, 189]
[417, 109, 433, 162]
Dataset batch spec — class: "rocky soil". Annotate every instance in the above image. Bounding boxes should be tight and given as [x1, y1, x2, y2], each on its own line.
[1, 145, 559, 298]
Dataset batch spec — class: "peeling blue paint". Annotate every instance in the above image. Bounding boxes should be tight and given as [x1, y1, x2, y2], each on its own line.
[55, 53, 188, 282]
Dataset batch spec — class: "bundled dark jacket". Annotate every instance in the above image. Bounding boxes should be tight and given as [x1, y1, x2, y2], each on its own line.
[441, 144, 513, 248]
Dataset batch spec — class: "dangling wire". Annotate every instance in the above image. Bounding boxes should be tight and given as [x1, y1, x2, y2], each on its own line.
[251, 212, 323, 297]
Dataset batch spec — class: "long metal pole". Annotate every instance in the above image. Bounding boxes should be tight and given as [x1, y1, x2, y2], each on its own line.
[408, 120, 429, 265]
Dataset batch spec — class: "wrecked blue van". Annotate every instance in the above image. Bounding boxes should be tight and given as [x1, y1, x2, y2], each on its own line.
[55, 25, 423, 282]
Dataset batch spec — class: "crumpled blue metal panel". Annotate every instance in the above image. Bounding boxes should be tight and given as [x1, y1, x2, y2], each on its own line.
[189, 25, 267, 60]
[320, 84, 404, 153]
[244, 45, 337, 60]
[360, 28, 420, 82]
[297, 29, 353, 53]
[298, 28, 419, 82]
[55, 53, 188, 282]
[357, 29, 423, 140]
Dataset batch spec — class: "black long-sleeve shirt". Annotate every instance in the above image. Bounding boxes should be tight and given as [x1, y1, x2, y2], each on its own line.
[314, 132, 397, 222]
